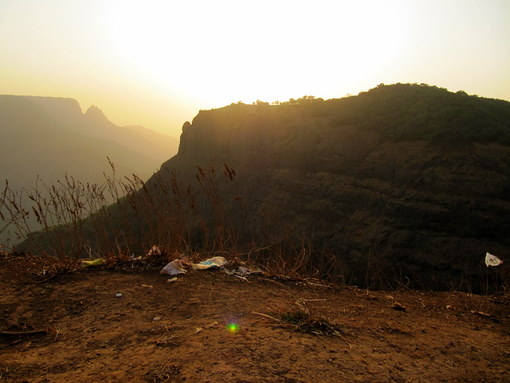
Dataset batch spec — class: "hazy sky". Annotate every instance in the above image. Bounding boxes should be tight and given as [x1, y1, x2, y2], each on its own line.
[1, 0, 509, 136]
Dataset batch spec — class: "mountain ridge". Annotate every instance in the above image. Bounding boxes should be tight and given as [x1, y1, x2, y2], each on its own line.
[0, 95, 178, 245]
[22, 95, 179, 163]
[158, 83, 510, 289]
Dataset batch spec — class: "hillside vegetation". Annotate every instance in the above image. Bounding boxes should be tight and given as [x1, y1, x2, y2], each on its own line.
[327, 83, 510, 143]
[206, 83, 510, 143]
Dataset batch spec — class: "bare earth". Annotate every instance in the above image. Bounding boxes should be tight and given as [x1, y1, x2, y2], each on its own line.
[1, 256, 509, 383]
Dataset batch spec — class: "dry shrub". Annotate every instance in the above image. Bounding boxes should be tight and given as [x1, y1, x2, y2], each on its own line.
[248, 239, 339, 283]
[145, 361, 183, 383]
[1, 253, 81, 282]
[277, 300, 344, 337]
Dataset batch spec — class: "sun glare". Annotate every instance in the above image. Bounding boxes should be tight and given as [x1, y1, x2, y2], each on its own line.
[104, 0, 405, 106]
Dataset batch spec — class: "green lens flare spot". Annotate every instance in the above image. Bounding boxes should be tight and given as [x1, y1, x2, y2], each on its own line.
[226, 322, 240, 333]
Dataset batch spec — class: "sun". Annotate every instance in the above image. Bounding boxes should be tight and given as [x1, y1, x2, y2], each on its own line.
[104, 1, 405, 107]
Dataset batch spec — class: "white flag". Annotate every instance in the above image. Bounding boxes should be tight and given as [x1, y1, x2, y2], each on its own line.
[485, 252, 503, 267]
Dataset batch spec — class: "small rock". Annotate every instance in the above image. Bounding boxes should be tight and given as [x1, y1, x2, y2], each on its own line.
[392, 302, 406, 312]
[167, 277, 178, 283]
[153, 316, 162, 321]
[115, 293, 123, 298]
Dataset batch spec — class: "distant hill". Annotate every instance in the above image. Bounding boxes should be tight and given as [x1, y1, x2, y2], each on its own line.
[1, 96, 179, 186]
[24, 96, 179, 166]
[0, 95, 178, 245]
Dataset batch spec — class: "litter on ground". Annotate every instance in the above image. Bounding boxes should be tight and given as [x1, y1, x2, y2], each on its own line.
[82, 258, 105, 267]
[192, 256, 228, 270]
[160, 259, 187, 275]
[485, 252, 504, 267]
[224, 265, 264, 277]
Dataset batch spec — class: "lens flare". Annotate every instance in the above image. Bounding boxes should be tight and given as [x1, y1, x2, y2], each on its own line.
[226, 322, 240, 334]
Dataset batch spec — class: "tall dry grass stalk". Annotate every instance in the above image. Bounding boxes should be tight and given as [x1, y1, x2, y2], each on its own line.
[0, 162, 245, 261]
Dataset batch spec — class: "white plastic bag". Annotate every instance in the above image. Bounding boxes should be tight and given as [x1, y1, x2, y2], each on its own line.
[485, 252, 503, 267]
[160, 259, 187, 275]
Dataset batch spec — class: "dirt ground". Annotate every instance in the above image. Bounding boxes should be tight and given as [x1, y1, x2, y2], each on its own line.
[1, 255, 509, 383]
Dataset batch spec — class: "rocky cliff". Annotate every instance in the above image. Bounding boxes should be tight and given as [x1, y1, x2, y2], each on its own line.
[160, 84, 510, 289]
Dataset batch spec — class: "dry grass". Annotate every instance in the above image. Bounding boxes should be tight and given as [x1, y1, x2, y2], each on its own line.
[2, 162, 508, 293]
[269, 299, 346, 338]
[1, 253, 81, 282]
[0, 162, 240, 259]
[0, 161, 344, 284]
[145, 361, 183, 383]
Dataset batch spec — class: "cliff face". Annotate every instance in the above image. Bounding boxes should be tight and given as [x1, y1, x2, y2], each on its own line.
[161, 85, 510, 289]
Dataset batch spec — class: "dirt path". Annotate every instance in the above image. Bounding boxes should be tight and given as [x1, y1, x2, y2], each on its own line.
[1, 258, 509, 382]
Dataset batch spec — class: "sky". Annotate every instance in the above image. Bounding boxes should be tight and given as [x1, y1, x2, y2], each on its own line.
[1, 0, 509, 136]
